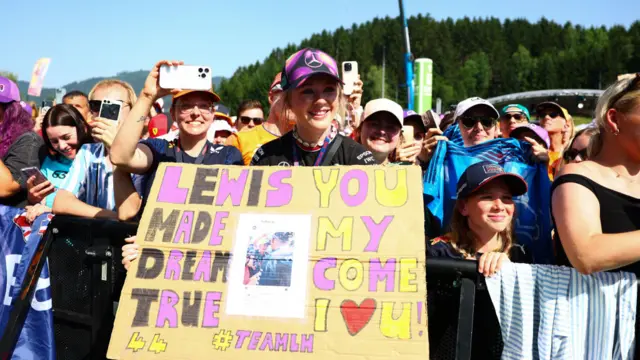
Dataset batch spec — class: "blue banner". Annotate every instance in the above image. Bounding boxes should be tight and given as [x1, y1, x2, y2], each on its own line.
[0, 206, 55, 359]
[424, 125, 554, 264]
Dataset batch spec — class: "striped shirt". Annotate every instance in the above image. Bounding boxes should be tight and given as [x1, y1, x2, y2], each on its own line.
[485, 263, 636, 360]
[58, 143, 144, 211]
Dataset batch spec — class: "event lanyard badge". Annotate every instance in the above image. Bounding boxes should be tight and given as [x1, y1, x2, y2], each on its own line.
[292, 137, 332, 167]
[175, 138, 209, 165]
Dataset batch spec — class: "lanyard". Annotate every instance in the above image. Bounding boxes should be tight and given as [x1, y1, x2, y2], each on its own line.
[292, 136, 332, 166]
[175, 138, 209, 165]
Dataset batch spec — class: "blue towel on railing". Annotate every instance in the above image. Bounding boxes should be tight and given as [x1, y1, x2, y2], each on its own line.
[0, 206, 55, 360]
[423, 124, 554, 264]
[485, 263, 637, 360]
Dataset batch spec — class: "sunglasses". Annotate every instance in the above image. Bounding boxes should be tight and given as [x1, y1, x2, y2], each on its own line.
[240, 116, 263, 125]
[459, 115, 496, 130]
[538, 111, 560, 119]
[563, 148, 588, 162]
[88, 100, 102, 113]
[501, 113, 526, 122]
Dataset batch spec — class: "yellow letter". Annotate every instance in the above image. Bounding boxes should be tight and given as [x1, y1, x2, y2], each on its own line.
[314, 299, 330, 332]
[316, 217, 353, 251]
[374, 169, 408, 207]
[380, 302, 412, 339]
[313, 169, 339, 208]
[399, 258, 418, 292]
[338, 259, 364, 291]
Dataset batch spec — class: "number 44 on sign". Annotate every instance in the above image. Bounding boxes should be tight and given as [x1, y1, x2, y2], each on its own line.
[126, 332, 168, 354]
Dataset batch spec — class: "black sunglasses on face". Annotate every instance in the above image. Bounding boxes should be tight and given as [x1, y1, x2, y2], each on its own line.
[459, 115, 496, 130]
[501, 113, 526, 122]
[240, 116, 263, 125]
[563, 148, 588, 162]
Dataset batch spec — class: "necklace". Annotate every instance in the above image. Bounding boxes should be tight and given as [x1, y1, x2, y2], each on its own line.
[292, 125, 338, 151]
[610, 167, 640, 183]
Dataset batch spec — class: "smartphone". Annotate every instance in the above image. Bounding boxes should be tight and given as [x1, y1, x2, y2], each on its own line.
[159, 65, 212, 91]
[99, 99, 123, 121]
[342, 61, 359, 96]
[401, 125, 415, 145]
[21, 167, 47, 186]
[42, 100, 53, 108]
[40, 106, 51, 116]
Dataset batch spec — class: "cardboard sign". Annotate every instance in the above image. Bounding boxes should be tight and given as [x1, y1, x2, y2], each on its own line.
[107, 164, 428, 359]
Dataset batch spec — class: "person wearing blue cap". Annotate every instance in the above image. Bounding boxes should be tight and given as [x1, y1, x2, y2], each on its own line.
[427, 161, 532, 276]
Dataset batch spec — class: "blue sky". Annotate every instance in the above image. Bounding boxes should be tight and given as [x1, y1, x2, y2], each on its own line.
[3, 0, 638, 87]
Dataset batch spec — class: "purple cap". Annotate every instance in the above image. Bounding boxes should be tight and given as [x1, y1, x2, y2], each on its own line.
[0, 76, 20, 104]
[281, 48, 342, 91]
[20, 101, 32, 115]
[509, 124, 551, 149]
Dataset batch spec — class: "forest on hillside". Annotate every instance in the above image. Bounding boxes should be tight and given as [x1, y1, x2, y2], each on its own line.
[217, 15, 640, 114]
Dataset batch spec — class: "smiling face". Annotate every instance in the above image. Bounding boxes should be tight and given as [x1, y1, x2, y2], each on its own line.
[360, 113, 402, 157]
[170, 92, 215, 139]
[458, 106, 498, 147]
[289, 74, 340, 134]
[538, 107, 567, 134]
[46, 125, 79, 159]
[459, 178, 515, 234]
[499, 111, 528, 136]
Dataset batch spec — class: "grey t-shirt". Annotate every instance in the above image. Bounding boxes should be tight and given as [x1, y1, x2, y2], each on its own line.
[1, 132, 45, 208]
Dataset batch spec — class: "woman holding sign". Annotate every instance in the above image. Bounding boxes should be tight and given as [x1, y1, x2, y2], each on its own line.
[427, 161, 532, 276]
[250, 48, 375, 167]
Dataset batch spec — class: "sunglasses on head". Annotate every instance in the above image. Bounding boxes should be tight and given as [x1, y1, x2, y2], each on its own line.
[563, 148, 588, 162]
[459, 115, 496, 130]
[501, 113, 526, 121]
[240, 116, 263, 125]
[609, 73, 640, 109]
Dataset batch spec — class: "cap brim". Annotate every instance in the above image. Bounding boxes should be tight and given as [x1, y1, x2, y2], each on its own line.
[403, 114, 427, 133]
[214, 112, 233, 125]
[476, 173, 528, 197]
[509, 127, 548, 148]
[173, 89, 221, 103]
[0, 96, 15, 104]
[535, 102, 564, 118]
[291, 72, 344, 90]
[366, 110, 403, 127]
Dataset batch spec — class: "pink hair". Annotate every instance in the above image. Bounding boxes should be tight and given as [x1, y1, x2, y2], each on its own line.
[0, 102, 35, 158]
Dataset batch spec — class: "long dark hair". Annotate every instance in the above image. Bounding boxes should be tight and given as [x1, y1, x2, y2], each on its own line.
[0, 102, 35, 158]
[42, 104, 93, 157]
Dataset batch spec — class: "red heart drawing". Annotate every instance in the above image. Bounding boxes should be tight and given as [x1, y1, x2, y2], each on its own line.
[340, 298, 377, 336]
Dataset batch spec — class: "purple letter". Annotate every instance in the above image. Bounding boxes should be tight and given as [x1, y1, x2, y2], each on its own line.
[274, 333, 288, 351]
[209, 211, 229, 246]
[201, 291, 221, 328]
[173, 211, 194, 243]
[248, 331, 262, 350]
[259, 332, 274, 351]
[164, 250, 183, 280]
[340, 169, 368, 207]
[369, 258, 396, 292]
[266, 170, 293, 207]
[193, 251, 211, 282]
[215, 169, 249, 206]
[235, 330, 251, 349]
[157, 166, 188, 204]
[313, 258, 336, 290]
[290, 334, 299, 352]
[362, 216, 393, 252]
[300, 334, 314, 353]
[155, 290, 178, 328]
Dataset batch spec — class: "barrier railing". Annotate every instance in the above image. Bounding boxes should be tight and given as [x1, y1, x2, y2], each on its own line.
[1, 216, 503, 360]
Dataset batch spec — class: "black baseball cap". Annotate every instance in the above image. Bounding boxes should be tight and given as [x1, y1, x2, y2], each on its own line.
[456, 161, 528, 199]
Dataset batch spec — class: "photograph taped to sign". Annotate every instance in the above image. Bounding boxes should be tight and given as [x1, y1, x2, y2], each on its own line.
[226, 214, 311, 319]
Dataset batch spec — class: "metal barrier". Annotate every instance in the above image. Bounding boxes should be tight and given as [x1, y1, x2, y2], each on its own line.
[1, 216, 504, 360]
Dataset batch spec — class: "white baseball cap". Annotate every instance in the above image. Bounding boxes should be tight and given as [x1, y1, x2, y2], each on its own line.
[207, 119, 237, 142]
[454, 97, 499, 121]
[363, 98, 404, 126]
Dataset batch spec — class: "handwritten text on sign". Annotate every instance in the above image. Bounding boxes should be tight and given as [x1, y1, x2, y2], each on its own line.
[107, 165, 427, 359]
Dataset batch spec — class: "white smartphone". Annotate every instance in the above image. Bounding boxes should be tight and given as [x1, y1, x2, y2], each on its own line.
[21, 167, 47, 186]
[342, 61, 359, 96]
[401, 125, 415, 145]
[159, 65, 212, 91]
[98, 99, 122, 121]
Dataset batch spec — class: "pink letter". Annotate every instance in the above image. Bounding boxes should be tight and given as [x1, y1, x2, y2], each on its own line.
[274, 333, 288, 351]
[313, 258, 336, 290]
[209, 211, 229, 246]
[290, 334, 299, 352]
[157, 166, 188, 204]
[266, 170, 293, 207]
[248, 331, 262, 350]
[215, 169, 249, 206]
[173, 211, 193, 243]
[340, 169, 368, 207]
[362, 216, 393, 252]
[164, 250, 183, 280]
[369, 258, 396, 292]
[300, 334, 314, 353]
[202, 291, 221, 328]
[260, 332, 274, 351]
[193, 251, 211, 282]
[155, 290, 178, 328]
[235, 330, 251, 349]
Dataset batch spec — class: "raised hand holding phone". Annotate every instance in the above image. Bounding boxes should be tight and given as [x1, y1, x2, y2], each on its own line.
[90, 117, 119, 149]
[140, 60, 185, 101]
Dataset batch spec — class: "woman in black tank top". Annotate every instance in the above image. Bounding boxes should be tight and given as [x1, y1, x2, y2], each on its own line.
[551, 74, 640, 275]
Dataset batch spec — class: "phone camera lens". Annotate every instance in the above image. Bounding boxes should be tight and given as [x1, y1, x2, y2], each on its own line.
[201, 74, 206, 78]
[204, 68, 210, 73]
[344, 63, 352, 71]
[198, 68, 203, 73]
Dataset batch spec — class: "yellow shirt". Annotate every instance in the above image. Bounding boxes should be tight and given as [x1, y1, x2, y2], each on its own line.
[548, 151, 562, 181]
[227, 125, 279, 165]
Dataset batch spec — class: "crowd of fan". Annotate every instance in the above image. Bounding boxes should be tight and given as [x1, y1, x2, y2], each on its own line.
[0, 48, 638, 279]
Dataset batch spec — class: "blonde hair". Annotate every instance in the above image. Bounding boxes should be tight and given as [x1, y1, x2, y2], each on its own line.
[448, 199, 516, 258]
[562, 114, 575, 148]
[590, 75, 640, 157]
[88, 79, 137, 106]
[561, 127, 598, 165]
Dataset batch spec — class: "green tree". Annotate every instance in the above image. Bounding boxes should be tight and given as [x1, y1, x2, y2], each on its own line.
[363, 65, 393, 101]
[0, 71, 18, 82]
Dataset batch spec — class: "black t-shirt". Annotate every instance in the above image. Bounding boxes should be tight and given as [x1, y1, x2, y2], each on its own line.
[250, 132, 376, 166]
[1, 132, 46, 208]
[427, 234, 532, 264]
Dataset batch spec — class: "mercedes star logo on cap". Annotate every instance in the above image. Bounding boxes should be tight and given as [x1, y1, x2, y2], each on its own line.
[304, 51, 323, 69]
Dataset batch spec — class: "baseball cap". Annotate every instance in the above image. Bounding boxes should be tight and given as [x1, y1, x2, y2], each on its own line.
[270, 72, 283, 93]
[363, 99, 404, 127]
[172, 88, 221, 103]
[457, 161, 528, 199]
[207, 119, 236, 142]
[403, 110, 427, 133]
[281, 48, 342, 91]
[501, 104, 531, 121]
[454, 97, 499, 121]
[214, 104, 232, 125]
[0, 76, 20, 104]
[20, 101, 33, 116]
[509, 124, 550, 148]
[148, 114, 169, 138]
[535, 101, 569, 119]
